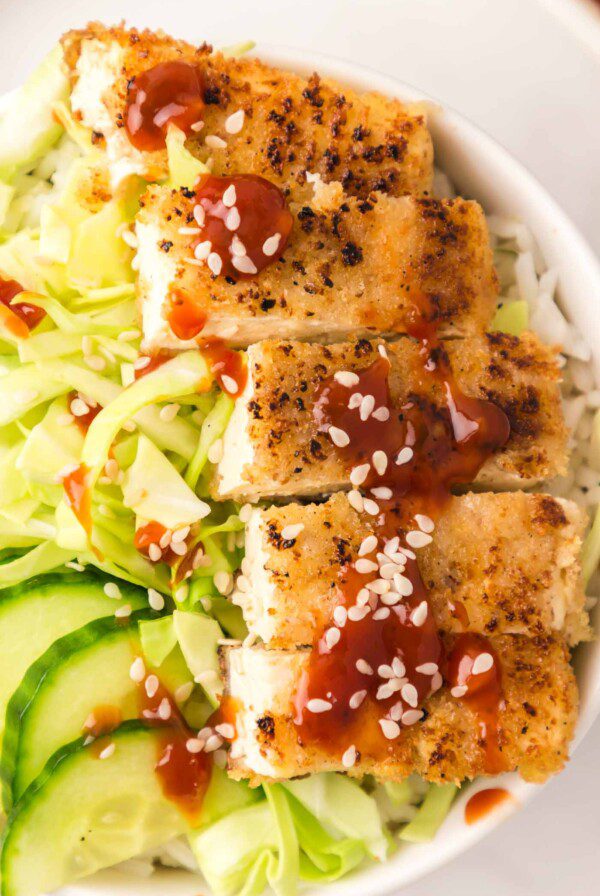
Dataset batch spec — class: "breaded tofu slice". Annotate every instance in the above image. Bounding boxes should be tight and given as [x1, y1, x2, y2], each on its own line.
[222, 634, 577, 785]
[136, 188, 497, 350]
[213, 333, 567, 500]
[234, 491, 589, 648]
[61, 23, 433, 194]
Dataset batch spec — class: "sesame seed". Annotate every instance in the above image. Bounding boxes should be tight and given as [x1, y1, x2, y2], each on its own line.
[392, 658, 406, 677]
[414, 513, 435, 534]
[393, 574, 414, 597]
[307, 698, 333, 713]
[103, 582, 121, 600]
[356, 659, 373, 675]
[148, 544, 162, 562]
[472, 653, 494, 675]
[379, 719, 400, 740]
[239, 503, 253, 523]
[398, 546, 416, 561]
[333, 605, 347, 627]
[378, 664, 394, 678]
[342, 744, 357, 768]
[159, 403, 180, 422]
[358, 534, 377, 556]
[70, 397, 89, 417]
[377, 682, 395, 700]
[349, 688, 367, 710]
[431, 672, 444, 691]
[328, 425, 350, 447]
[371, 486, 392, 500]
[191, 120, 204, 132]
[194, 240, 212, 260]
[204, 734, 224, 752]
[416, 662, 438, 675]
[186, 737, 204, 753]
[208, 438, 224, 464]
[145, 675, 159, 698]
[129, 657, 145, 682]
[367, 578, 390, 595]
[133, 355, 151, 371]
[221, 374, 238, 395]
[232, 254, 258, 275]
[225, 207, 241, 231]
[372, 450, 388, 476]
[324, 627, 340, 649]
[348, 392, 363, 410]
[406, 530, 433, 549]
[118, 328, 141, 342]
[359, 394, 375, 421]
[356, 587, 371, 606]
[401, 709, 423, 726]
[193, 204, 206, 226]
[176, 682, 194, 703]
[451, 685, 468, 699]
[348, 605, 370, 622]
[214, 571, 233, 595]
[396, 447, 414, 465]
[148, 588, 165, 611]
[120, 228, 138, 248]
[378, 563, 398, 580]
[85, 354, 106, 371]
[262, 233, 281, 256]
[208, 252, 223, 275]
[205, 135, 227, 149]
[172, 529, 190, 547]
[158, 698, 172, 720]
[355, 558, 378, 574]
[378, 344, 388, 359]
[178, 225, 201, 236]
[350, 466, 371, 491]
[56, 412, 74, 426]
[390, 701, 403, 721]
[380, 591, 400, 605]
[215, 723, 235, 739]
[384, 537, 400, 556]
[363, 498, 380, 516]
[334, 370, 360, 388]
[222, 184, 237, 207]
[225, 109, 245, 134]
[98, 743, 115, 760]
[373, 607, 391, 620]
[410, 601, 428, 627]
[372, 406, 390, 422]
[401, 683, 419, 707]
[348, 490, 364, 513]
[281, 523, 304, 540]
[230, 234, 246, 256]
[65, 561, 85, 572]
[104, 459, 120, 481]
[195, 669, 219, 684]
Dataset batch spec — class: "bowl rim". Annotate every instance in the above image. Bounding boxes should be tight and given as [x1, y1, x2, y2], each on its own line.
[34, 39, 600, 896]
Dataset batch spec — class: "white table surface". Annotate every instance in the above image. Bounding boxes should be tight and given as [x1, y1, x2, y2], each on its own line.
[1, 0, 599, 892]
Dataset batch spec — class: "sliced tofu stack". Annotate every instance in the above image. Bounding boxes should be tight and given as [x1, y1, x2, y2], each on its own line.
[61, 22, 433, 194]
[222, 634, 577, 784]
[136, 188, 497, 350]
[213, 333, 567, 500]
[235, 491, 589, 648]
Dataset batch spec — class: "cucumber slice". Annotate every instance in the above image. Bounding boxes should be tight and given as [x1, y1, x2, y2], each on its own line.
[2, 609, 183, 807]
[0, 573, 147, 744]
[0, 722, 191, 896]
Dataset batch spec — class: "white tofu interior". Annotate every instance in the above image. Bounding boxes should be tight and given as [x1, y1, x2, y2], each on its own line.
[231, 509, 276, 641]
[214, 360, 256, 497]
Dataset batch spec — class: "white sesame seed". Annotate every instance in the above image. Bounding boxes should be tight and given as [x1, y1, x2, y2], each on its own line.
[129, 657, 145, 682]
[85, 354, 106, 371]
[392, 658, 406, 678]
[148, 588, 165, 611]
[232, 254, 258, 275]
[193, 204, 206, 226]
[349, 689, 367, 709]
[451, 684, 468, 699]
[355, 558, 378, 574]
[378, 344, 388, 359]
[103, 582, 121, 600]
[348, 605, 370, 622]
[393, 574, 414, 597]
[378, 563, 398, 580]
[98, 743, 115, 760]
[220, 374, 238, 395]
[348, 392, 363, 410]
[372, 450, 388, 476]
[410, 601, 428, 627]
[333, 605, 347, 627]
[208, 438, 224, 464]
[395, 447, 414, 465]
[377, 682, 396, 700]
[401, 709, 423, 726]
[416, 662, 438, 675]
[148, 544, 162, 562]
[349, 464, 370, 487]
[262, 233, 281, 256]
[401, 683, 419, 707]
[356, 659, 373, 675]
[281, 523, 304, 540]
[348, 490, 365, 513]
[215, 723, 235, 739]
[371, 486, 392, 500]
[380, 591, 400, 605]
[159, 402, 180, 423]
[239, 503, 253, 523]
[358, 534, 377, 556]
[334, 370, 360, 388]
[205, 135, 227, 149]
[414, 513, 435, 534]
[398, 546, 416, 560]
[225, 207, 241, 231]
[406, 530, 433, 549]
[363, 498, 380, 516]
[324, 627, 340, 649]
[367, 578, 390, 595]
[373, 607, 391, 620]
[342, 744, 357, 768]
[214, 571, 233, 595]
[145, 675, 159, 698]
[356, 587, 371, 606]
[194, 240, 212, 260]
[176, 682, 194, 703]
[472, 653, 494, 675]
[379, 718, 400, 739]
[306, 698, 333, 713]
[328, 425, 350, 447]
[118, 328, 141, 342]
[191, 120, 204, 132]
[186, 737, 204, 753]
[431, 672, 444, 692]
[230, 234, 247, 256]
[389, 701, 403, 722]
[56, 412, 74, 426]
[372, 406, 390, 422]
[158, 697, 172, 720]
[378, 664, 394, 678]
[208, 252, 223, 275]
[70, 397, 89, 417]
[222, 184, 237, 207]
[204, 734, 224, 752]
[384, 537, 399, 556]
[120, 228, 138, 248]
[225, 109, 245, 134]
[178, 225, 201, 236]
[359, 394, 375, 421]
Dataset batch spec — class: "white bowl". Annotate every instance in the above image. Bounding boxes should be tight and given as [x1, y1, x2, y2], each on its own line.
[66, 43, 600, 896]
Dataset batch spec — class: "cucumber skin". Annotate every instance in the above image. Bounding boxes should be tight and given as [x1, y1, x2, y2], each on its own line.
[1, 609, 162, 811]
[0, 721, 177, 896]
[0, 571, 144, 612]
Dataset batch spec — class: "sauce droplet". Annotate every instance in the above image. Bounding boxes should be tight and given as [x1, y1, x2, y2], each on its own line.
[68, 391, 101, 435]
[201, 340, 247, 398]
[62, 463, 93, 538]
[84, 705, 123, 739]
[125, 61, 206, 152]
[465, 787, 512, 824]
[0, 277, 46, 337]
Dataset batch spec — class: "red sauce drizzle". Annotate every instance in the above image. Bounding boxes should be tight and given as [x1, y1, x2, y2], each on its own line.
[447, 633, 506, 773]
[125, 61, 205, 152]
[133, 350, 174, 380]
[168, 290, 208, 342]
[84, 705, 123, 739]
[293, 299, 511, 764]
[0, 277, 46, 337]
[201, 339, 248, 398]
[465, 787, 512, 824]
[68, 391, 101, 434]
[62, 463, 93, 538]
[188, 173, 293, 281]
